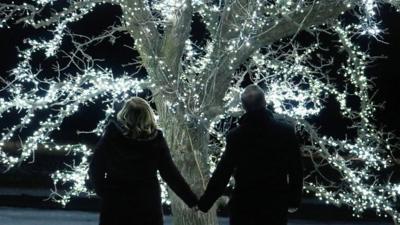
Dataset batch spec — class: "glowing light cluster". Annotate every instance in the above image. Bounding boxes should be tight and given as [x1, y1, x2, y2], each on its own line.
[1, 0, 400, 222]
[0, 6, 145, 203]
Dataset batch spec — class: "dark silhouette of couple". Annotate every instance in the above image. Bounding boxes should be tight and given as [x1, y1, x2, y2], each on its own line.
[88, 84, 303, 225]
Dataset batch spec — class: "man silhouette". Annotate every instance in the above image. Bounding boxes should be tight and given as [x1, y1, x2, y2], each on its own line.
[198, 84, 303, 225]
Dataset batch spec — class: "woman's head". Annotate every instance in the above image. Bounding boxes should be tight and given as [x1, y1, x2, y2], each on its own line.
[117, 97, 157, 139]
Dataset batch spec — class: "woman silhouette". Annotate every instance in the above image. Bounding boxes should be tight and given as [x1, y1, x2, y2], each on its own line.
[88, 97, 198, 225]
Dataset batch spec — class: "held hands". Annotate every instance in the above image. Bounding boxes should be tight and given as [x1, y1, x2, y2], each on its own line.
[288, 208, 298, 213]
[192, 205, 206, 212]
[194, 202, 299, 215]
[191, 201, 209, 214]
[191, 205, 207, 216]
[190, 195, 208, 213]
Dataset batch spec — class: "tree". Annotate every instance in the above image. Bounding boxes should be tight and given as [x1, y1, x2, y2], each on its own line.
[1, 0, 400, 224]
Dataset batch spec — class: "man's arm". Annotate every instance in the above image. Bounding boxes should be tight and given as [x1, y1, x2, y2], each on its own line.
[287, 128, 304, 209]
[198, 133, 236, 212]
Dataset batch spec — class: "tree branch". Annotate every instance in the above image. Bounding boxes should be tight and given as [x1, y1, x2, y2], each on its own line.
[160, 0, 193, 75]
[205, 0, 351, 118]
[253, 0, 349, 49]
[381, 0, 400, 10]
[120, 0, 162, 63]
[0, 0, 109, 28]
[217, 0, 251, 43]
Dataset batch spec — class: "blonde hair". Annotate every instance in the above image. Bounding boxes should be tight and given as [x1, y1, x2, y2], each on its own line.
[117, 97, 157, 139]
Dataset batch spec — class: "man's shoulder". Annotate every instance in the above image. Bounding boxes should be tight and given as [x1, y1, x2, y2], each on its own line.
[272, 117, 299, 144]
[226, 114, 296, 138]
[226, 125, 246, 142]
[270, 115, 296, 133]
[228, 121, 252, 135]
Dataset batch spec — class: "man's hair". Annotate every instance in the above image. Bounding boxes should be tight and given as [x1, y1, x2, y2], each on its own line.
[241, 84, 267, 112]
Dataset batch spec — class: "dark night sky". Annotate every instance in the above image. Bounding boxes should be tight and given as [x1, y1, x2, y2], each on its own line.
[0, 3, 399, 143]
[367, 7, 400, 136]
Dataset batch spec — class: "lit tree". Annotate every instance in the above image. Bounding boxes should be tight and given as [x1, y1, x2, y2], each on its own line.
[1, 0, 400, 225]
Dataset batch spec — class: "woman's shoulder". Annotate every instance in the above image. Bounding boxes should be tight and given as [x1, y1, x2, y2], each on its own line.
[144, 129, 167, 145]
[103, 119, 125, 137]
[155, 128, 164, 136]
[149, 129, 164, 141]
[104, 119, 164, 141]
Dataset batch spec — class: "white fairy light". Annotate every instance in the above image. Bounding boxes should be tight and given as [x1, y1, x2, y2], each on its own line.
[1, 0, 400, 222]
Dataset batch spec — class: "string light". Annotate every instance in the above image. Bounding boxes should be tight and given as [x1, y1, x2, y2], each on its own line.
[0, 0, 399, 222]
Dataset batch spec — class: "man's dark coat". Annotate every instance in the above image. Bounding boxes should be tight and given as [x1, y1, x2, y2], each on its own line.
[198, 108, 303, 225]
[88, 121, 197, 225]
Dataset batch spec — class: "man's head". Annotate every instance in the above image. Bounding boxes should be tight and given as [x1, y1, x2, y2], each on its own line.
[241, 84, 267, 112]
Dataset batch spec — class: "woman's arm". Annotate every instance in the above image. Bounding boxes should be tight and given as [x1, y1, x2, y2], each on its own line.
[287, 129, 304, 209]
[88, 123, 114, 197]
[158, 135, 198, 208]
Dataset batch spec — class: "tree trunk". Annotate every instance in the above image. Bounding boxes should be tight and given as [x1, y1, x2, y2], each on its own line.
[156, 98, 220, 225]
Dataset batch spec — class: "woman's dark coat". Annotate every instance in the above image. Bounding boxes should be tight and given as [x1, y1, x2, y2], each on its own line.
[198, 108, 304, 225]
[88, 120, 198, 225]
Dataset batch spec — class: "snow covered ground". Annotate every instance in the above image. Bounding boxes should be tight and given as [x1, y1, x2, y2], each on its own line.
[0, 207, 392, 225]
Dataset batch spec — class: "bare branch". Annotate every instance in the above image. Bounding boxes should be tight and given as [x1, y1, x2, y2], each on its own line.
[120, 0, 162, 62]
[1, 1, 111, 28]
[160, 0, 194, 75]
[205, 0, 351, 117]
[253, 0, 349, 49]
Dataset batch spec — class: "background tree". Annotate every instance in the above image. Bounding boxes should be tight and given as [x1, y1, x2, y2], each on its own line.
[1, 0, 400, 225]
